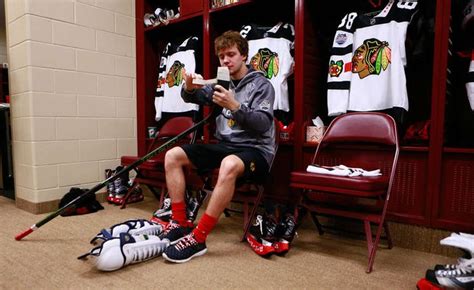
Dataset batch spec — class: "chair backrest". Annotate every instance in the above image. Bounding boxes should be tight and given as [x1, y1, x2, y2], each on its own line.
[147, 116, 196, 153]
[322, 112, 398, 146]
[312, 112, 399, 184]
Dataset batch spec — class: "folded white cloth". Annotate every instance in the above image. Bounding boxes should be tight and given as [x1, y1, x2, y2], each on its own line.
[306, 164, 382, 177]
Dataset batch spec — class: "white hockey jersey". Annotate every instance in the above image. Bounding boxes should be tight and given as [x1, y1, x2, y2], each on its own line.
[327, 0, 418, 116]
[240, 22, 295, 112]
[154, 36, 200, 121]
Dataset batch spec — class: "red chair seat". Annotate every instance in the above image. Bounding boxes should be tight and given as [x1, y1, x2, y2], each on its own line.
[290, 171, 389, 195]
[121, 155, 165, 171]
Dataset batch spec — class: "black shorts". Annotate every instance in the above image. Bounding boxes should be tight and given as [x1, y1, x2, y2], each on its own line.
[180, 143, 269, 182]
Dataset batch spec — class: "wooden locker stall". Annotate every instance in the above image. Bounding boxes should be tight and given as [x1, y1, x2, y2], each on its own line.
[134, 0, 474, 233]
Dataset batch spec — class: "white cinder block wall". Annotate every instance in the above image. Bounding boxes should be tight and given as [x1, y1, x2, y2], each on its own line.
[5, 0, 137, 212]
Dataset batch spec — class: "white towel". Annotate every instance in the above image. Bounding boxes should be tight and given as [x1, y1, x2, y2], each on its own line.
[306, 164, 382, 177]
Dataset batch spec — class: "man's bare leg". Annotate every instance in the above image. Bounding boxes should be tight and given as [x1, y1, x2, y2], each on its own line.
[205, 155, 245, 218]
[164, 147, 192, 203]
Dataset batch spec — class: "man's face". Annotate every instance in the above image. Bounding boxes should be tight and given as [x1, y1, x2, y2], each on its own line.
[217, 44, 247, 77]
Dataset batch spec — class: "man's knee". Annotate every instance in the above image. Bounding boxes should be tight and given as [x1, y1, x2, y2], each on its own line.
[165, 147, 187, 169]
[218, 156, 244, 180]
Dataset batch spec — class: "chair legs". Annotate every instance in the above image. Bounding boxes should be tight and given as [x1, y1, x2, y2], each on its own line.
[364, 219, 391, 273]
[310, 212, 325, 236]
[119, 180, 139, 209]
[384, 222, 393, 249]
[120, 182, 165, 209]
[303, 207, 393, 273]
[241, 185, 264, 242]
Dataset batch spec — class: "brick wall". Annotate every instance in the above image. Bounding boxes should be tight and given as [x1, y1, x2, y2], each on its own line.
[5, 0, 137, 212]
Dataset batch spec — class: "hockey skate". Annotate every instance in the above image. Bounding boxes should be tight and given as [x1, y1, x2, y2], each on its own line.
[246, 214, 278, 257]
[151, 197, 172, 226]
[434, 233, 474, 271]
[117, 184, 144, 205]
[426, 233, 474, 289]
[186, 189, 208, 222]
[105, 169, 116, 203]
[90, 219, 163, 245]
[151, 189, 207, 226]
[110, 166, 129, 205]
[440, 234, 474, 260]
[79, 233, 169, 271]
[425, 261, 474, 290]
[110, 169, 144, 205]
[273, 214, 297, 255]
[416, 278, 443, 290]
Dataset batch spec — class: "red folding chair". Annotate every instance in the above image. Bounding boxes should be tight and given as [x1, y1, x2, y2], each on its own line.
[289, 112, 399, 273]
[120, 116, 196, 208]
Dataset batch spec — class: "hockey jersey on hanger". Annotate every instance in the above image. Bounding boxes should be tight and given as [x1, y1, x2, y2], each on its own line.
[327, 0, 418, 116]
[155, 36, 200, 121]
[240, 22, 295, 112]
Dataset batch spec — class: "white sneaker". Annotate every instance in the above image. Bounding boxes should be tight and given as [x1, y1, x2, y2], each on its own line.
[90, 219, 163, 245]
[79, 233, 170, 271]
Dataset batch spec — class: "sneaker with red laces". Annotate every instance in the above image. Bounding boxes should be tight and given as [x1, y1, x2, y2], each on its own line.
[158, 220, 193, 245]
[162, 233, 207, 263]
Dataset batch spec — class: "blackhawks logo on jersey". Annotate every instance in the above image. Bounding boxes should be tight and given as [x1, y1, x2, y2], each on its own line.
[157, 77, 165, 88]
[227, 118, 235, 128]
[352, 38, 391, 79]
[250, 48, 279, 79]
[249, 161, 256, 172]
[166, 60, 186, 87]
[329, 60, 344, 77]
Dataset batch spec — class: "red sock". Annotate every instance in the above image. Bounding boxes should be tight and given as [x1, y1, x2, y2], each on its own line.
[192, 213, 218, 243]
[171, 201, 187, 225]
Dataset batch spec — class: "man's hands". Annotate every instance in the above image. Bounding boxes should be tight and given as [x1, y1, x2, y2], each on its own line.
[212, 85, 240, 112]
[184, 72, 240, 111]
[184, 73, 204, 92]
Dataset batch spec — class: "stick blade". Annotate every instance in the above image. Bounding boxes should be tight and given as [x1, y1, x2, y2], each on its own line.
[15, 227, 34, 241]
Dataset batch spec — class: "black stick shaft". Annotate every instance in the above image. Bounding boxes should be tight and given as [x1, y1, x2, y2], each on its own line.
[15, 112, 214, 240]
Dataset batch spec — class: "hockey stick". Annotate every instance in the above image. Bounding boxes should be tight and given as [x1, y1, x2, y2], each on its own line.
[15, 109, 217, 241]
